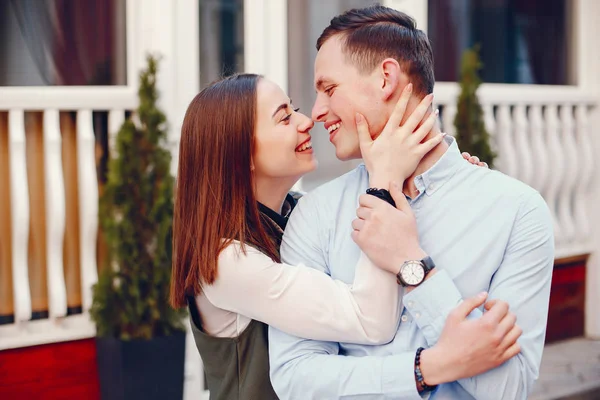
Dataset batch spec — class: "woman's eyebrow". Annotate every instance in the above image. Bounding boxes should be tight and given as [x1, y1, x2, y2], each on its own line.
[271, 99, 292, 118]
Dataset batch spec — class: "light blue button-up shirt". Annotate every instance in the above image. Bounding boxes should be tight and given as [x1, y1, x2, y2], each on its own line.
[268, 137, 554, 399]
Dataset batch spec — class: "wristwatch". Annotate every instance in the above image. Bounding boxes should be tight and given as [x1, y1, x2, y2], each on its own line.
[396, 256, 435, 287]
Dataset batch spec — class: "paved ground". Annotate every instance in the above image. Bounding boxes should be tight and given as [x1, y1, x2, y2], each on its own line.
[530, 338, 600, 400]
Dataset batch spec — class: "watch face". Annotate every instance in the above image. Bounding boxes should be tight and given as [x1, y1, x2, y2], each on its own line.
[401, 261, 425, 285]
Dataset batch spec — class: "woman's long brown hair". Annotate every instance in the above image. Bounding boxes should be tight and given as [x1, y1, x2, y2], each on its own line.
[170, 74, 280, 308]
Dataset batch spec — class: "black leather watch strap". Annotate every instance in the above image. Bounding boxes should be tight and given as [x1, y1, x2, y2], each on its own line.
[366, 188, 396, 207]
[421, 256, 436, 275]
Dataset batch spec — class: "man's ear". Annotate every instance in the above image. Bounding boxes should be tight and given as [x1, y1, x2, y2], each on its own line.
[379, 58, 405, 101]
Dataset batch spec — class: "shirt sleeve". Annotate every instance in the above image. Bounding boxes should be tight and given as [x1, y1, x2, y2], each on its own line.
[267, 194, 426, 399]
[268, 327, 426, 400]
[401, 191, 554, 400]
[201, 191, 401, 345]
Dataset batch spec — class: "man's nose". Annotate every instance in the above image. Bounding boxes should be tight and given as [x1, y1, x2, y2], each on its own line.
[311, 95, 327, 122]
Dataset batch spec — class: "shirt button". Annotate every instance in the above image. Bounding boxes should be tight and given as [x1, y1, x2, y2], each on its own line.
[407, 301, 414, 308]
[428, 184, 435, 191]
[415, 312, 421, 319]
[401, 315, 408, 322]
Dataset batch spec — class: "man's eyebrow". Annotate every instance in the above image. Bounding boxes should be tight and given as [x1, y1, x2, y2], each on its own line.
[315, 78, 331, 92]
[272, 99, 292, 118]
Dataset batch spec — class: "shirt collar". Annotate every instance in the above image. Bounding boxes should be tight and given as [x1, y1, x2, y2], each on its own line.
[414, 136, 464, 196]
[257, 193, 297, 231]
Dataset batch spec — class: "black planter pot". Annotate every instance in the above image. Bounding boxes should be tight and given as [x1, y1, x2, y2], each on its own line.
[96, 330, 186, 400]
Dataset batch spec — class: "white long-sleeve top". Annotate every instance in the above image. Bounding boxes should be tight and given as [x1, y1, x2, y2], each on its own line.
[195, 240, 401, 345]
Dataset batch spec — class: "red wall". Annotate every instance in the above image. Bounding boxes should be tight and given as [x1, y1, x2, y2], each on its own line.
[0, 338, 100, 400]
[545, 256, 587, 343]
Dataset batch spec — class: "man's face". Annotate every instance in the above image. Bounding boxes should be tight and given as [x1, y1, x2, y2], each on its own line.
[312, 36, 387, 161]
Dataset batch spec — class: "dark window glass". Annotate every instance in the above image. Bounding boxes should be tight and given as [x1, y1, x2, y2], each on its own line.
[0, 0, 127, 86]
[428, 0, 572, 85]
[199, 0, 244, 88]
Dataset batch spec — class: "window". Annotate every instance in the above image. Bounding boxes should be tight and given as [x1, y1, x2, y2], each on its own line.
[428, 0, 573, 85]
[199, 0, 244, 88]
[0, 0, 127, 86]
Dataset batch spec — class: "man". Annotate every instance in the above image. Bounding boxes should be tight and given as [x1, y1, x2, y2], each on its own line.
[268, 5, 554, 399]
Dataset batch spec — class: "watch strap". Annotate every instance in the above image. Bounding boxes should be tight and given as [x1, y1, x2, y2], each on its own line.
[421, 256, 436, 274]
[366, 188, 396, 208]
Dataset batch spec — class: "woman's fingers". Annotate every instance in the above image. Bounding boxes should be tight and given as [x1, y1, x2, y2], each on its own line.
[401, 93, 434, 135]
[355, 113, 373, 148]
[385, 83, 414, 132]
[417, 132, 446, 156]
[411, 109, 439, 145]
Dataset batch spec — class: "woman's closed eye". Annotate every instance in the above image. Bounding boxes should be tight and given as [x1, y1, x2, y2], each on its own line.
[282, 107, 301, 123]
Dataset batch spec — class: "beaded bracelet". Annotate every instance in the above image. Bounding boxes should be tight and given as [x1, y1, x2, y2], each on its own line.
[415, 347, 437, 392]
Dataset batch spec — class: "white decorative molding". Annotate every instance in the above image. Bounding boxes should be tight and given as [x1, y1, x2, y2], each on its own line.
[512, 105, 534, 186]
[528, 105, 549, 195]
[558, 105, 578, 244]
[544, 105, 565, 246]
[76, 110, 99, 312]
[8, 109, 31, 323]
[482, 104, 497, 151]
[495, 105, 517, 178]
[43, 109, 67, 318]
[0, 87, 136, 110]
[574, 105, 593, 241]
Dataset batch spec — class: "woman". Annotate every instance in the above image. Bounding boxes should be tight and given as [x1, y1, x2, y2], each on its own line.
[170, 74, 483, 399]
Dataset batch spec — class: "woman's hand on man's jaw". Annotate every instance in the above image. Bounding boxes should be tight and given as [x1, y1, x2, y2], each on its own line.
[356, 82, 446, 189]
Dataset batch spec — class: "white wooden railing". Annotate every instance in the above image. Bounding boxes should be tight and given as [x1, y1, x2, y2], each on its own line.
[0, 88, 136, 348]
[435, 82, 597, 259]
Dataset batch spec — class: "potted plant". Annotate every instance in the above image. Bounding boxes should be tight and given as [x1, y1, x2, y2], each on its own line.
[453, 45, 496, 168]
[90, 55, 186, 400]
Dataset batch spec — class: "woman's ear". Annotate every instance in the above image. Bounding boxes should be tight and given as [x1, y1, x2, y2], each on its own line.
[380, 58, 402, 101]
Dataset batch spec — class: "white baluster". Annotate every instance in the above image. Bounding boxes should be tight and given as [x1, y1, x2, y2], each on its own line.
[574, 105, 594, 241]
[482, 104, 497, 155]
[528, 105, 549, 194]
[513, 105, 534, 185]
[43, 110, 67, 318]
[77, 110, 99, 312]
[495, 105, 518, 178]
[544, 105, 565, 246]
[8, 110, 31, 323]
[108, 109, 125, 157]
[558, 105, 578, 244]
[442, 103, 456, 137]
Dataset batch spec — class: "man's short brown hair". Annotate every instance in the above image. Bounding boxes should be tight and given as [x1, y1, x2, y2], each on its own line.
[317, 5, 435, 96]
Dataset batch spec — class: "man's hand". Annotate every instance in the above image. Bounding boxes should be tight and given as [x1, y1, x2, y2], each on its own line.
[352, 181, 426, 274]
[419, 293, 522, 386]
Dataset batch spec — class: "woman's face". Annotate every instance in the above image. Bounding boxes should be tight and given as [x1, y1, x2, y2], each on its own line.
[253, 78, 317, 183]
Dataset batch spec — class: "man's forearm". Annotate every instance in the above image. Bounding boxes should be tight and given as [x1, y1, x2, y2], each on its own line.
[270, 351, 422, 400]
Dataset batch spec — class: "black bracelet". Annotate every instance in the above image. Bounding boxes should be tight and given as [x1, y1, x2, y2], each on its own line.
[415, 347, 437, 392]
[366, 188, 396, 207]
